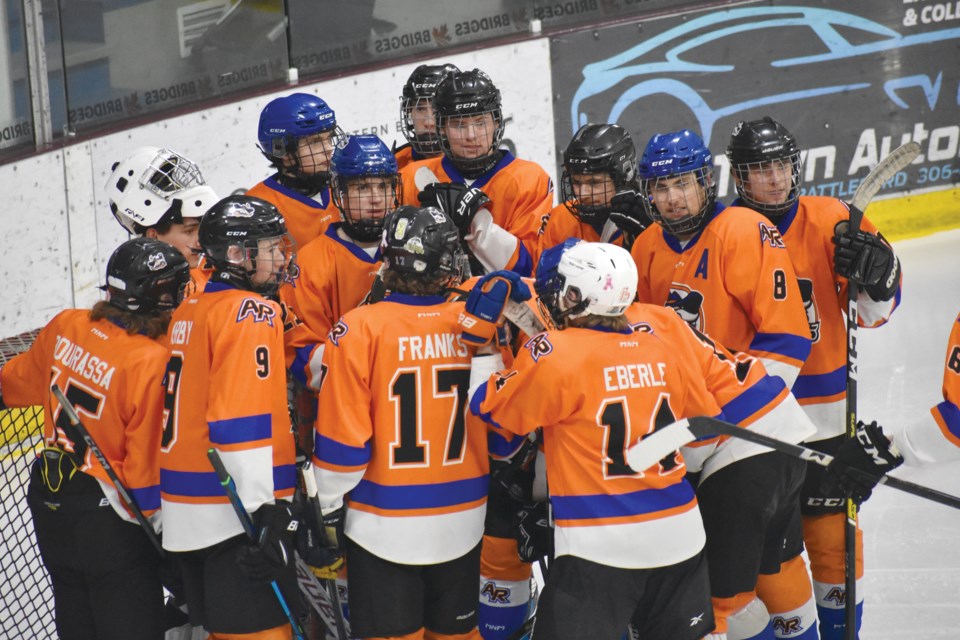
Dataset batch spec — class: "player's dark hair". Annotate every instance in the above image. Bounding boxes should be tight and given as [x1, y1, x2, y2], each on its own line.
[381, 270, 454, 296]
[89, 301, 171, 339]
[567, 313, 631, 331]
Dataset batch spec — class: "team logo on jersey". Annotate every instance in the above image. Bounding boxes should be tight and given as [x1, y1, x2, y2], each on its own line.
[772, 616, 803, 634]
[236, 298, 277, 326]
[524, 333, 553, 362]
[666, 284, 705, 333]
[537, 213, 550, 236]
[494, 370, 518, 391]
[797, 278, 821, 342]
[328, 319, 348, 346]
[630, 322, 654, 334]
[480, 581, 511, 604]
[759, 222, 786, 248]
[146, 251, 168, 271]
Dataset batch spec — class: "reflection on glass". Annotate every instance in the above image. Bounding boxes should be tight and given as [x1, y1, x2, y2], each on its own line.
[1, 2, 38, 155]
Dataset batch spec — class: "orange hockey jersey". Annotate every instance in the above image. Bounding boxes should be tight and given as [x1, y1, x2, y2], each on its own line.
[393, 142, 432, 171]
[470, 325, 713, 569]
[313, 293, 489, 565]
[631, 202, 812, 388]
[626, 303, 815, 479]
[733, 196, 902, 441]
[1, 309, 167, 525]
[247, 176, 339, 250]
[399, 153, 554, 276]
[897, 312, 960, 466]
[536, 201, 627, 268]
[159, 281, 296, 552]
[280, 223, 381, 380]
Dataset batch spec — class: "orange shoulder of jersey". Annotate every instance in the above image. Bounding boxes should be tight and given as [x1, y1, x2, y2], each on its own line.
[932, 312, 960, 449]
[247, 177, 338, 250]
[2, 309, 169, 517]
[280, 224, 382, 340]
[631, 204, 811, 380]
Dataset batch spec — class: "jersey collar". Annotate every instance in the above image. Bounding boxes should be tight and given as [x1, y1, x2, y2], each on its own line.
[325, 223, 382, 263]
[440, 151, 515, 189]
[265, 174, 330, 209]
[661, 202, 726, 253]
[382, 292, 447, 306]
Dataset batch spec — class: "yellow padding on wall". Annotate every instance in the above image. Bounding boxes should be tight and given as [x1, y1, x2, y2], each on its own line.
[868, 187, 960, 243]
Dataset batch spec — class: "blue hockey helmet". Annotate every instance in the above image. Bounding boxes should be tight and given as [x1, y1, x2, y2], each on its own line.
[257, 93, 343, 189]
[639, 129, 716, 237]
[331, 135, 402, 242]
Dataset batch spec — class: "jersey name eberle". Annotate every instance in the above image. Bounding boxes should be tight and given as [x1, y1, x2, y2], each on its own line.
[603, 362, 668, 392]
[398, 333, 469, 361]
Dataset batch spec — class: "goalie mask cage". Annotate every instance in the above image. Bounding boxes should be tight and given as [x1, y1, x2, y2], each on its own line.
[1, 328, 57, 639]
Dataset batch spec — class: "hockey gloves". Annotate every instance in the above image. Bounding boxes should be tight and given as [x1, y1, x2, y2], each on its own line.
[419, 182, 491, 237]
[459, 270, 532, 347]
[514, 501, 553, 563]
[299, 504, 346, 581]
[833, 221, 900, 301]
[820, 420, 904, 504]
[607, 190, 653, 249]
[237, 502, 300, 583]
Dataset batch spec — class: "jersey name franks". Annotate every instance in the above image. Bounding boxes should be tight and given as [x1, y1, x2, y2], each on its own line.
[398, 333, 469, 361]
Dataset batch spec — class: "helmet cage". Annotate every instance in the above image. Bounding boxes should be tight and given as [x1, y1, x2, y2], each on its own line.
[731, 151, 802, 219]
[560, 170, 617, 226]
[642, 167, 716, 237]
[333, 174, 402, 242]
[401, 95, 442, 156]
[208, 234, 296, 296]
[436, 109, 504, 175]
[561, 124, 638, 225]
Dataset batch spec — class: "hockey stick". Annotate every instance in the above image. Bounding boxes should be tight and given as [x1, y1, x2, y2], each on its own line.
[299, 461, 350, 640]
[414, 166, 546, 337]
[841, 140, 919, 636]
[625, 416, 960, 510]
[51, 384, 164, 556]
[206, 449, 306, 640]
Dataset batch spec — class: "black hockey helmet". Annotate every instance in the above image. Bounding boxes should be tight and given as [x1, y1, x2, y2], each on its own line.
[381, 205, 466, 281]
[433, 69, 504, 176]
[560, 123, 639, 225]
[103, 237, 190, 313]
[726, 116, 802, 219]
[199, 195, 295, 295]
[400, 63, 460, 156]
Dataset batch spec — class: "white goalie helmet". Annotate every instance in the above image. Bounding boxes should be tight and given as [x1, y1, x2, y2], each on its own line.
[106, 146, 219, 234]
[537, 241, 638, 325]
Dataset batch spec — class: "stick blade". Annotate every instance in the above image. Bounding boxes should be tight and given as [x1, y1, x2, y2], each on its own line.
[849, 141, 921, 213]
[625, 418, 696, 472]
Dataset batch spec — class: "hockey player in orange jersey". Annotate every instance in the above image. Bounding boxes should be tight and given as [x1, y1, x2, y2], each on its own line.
[399, 68, 553, 277]
[247, 93, 345, 249]
[1, 238, 190, 640]
[105, 146, 219, 298]
[537, 123, 652, 262]
[394, 63, 459, 170]
[726, 117, 903, 640]
[160, 195, 303, 639]
[310, 205, 490, 640]
[468, 242, 716, 640]
[631, 129, 817, 640]
[280, 134, 399, 376]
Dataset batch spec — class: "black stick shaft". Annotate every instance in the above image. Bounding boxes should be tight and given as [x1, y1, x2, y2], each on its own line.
[51, 384, 164, 556]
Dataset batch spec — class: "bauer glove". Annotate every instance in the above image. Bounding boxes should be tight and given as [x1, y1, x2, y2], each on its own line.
[236, 502, 300, 583]
[833, 221, 900, 301]
[299, 504, 345, 581]
[459, 271, 532, 347]
[820, 420, 904, 504]
[419, 183, 491, 236]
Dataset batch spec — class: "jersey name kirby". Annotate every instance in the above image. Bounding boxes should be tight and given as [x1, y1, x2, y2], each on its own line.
[603, 362, 668, 392]
[169, 320, 193, 346]
[398, 333, 469, 361]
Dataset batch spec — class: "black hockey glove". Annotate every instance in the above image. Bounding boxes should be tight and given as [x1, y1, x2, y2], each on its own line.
[820, 420, 904, 504]
[418, 182, 491, 236]
[236, 502, 300, 583]
[298, 504, 345, 581]
[607, 190, 653, 249]
[833, 221, 900, 301]
[514, 501, 553, 563]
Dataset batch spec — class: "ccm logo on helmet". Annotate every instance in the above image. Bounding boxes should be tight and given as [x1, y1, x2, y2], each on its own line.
[454, 102, 480, 110]
[651, 159, 673, 167]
